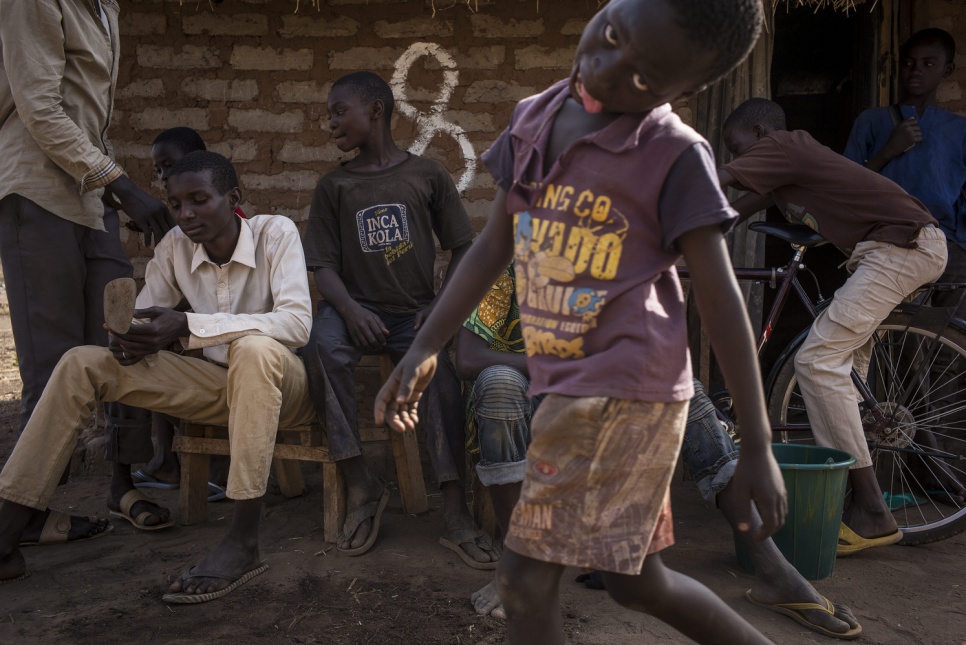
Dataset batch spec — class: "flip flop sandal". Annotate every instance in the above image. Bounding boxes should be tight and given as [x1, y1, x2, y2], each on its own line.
[132, 469, 179, 490]
[836, 523, 902, 557]
[18, 509, 114, 546]
[339, 488, 389, 557]
[439, 528, 499, 570]
[0, 571, 29, 585]
[109, 489, 173, 531]
[104, 277, 136, 334]
[745, 590, 862, 640]
[162, 562, 268, 604]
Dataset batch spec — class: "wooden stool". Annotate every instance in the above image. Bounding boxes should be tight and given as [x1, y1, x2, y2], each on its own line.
[171, 355, 428, 542]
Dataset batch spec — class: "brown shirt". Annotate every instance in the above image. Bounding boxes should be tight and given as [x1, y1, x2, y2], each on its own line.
[723, 130, 936, 250]
[0, 0, 125, 231]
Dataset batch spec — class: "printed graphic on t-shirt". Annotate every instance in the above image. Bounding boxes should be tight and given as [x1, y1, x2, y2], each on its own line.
[356, 205, 412, 262]
[512, 182, 626, 360]
[783, 201, 820, 233]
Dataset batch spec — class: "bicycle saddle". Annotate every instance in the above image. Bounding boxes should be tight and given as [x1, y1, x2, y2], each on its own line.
[748, 221, 826, 247]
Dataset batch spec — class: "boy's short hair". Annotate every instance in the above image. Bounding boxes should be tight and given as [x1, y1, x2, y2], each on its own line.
[901, 27, 956, 63]
[167, 150, 239, 195]
[151, 127, 207, 155]
[670, 0, 764, 84]
[723, 98, 787, 132]
[331, 71, 395, 122]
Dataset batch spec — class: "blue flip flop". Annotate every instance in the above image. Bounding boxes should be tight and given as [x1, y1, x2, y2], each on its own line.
[207, 482, 228, 502]
[132, 469, 179, 490]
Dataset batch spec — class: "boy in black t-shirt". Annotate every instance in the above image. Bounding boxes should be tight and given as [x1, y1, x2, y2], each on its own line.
[301, 72, 493, 566]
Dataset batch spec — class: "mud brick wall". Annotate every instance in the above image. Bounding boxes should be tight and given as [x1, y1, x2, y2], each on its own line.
[111, 0, 601, 275]
[107, 0, 601, 482]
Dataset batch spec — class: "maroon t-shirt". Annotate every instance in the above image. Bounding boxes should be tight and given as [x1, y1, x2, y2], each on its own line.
[482, 80, 736, 403]
[723, 130, 936, 250]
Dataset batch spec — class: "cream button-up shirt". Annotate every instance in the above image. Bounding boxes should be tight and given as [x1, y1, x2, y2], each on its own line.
[136, 216, 313, 366]
[0, 0, 126, 230]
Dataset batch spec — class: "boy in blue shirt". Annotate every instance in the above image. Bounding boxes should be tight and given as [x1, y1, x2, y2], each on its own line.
[844, 28, 966, 503]
[376, 1, 788, 643]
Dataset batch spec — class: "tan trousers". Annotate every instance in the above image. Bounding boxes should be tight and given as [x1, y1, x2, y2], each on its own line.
[0, 336, 316, 508]
[795, 226, 947, 468]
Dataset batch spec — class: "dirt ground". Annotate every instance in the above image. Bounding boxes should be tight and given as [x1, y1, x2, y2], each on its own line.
[0, 307, 963, 644]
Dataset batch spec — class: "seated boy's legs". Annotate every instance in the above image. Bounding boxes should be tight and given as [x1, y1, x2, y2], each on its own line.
[304, 302, 385, 551]
[469, 365, 535, 617]
[680, 379, 859, 636]
[794, 228, 946, 541]
[306, 303, 496, 563]
[385, 314, 499, 566]
[0, 198, 163, 539]
[497, 394, 770, 645]
[0, 335, 315, 591]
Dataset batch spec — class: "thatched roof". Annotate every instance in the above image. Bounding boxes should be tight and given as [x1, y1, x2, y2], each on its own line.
[277, 0, 873, 14]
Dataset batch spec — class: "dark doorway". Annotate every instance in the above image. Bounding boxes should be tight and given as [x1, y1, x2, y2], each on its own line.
[758, 4, 882, 377]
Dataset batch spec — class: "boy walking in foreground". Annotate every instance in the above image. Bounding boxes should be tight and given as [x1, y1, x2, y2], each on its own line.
[376, 1, 788, 643]
[301, 72, 494, 565]
[719, 98, 947, 555]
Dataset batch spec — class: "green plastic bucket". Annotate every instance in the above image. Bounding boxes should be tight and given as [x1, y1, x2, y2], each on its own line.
[734, 443, 856, 581]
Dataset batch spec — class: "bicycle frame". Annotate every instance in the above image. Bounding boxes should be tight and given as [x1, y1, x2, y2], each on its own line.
[677, 224, 939, 434]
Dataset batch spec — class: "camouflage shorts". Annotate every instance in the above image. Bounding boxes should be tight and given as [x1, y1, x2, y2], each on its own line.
[505, 394, 687, 575]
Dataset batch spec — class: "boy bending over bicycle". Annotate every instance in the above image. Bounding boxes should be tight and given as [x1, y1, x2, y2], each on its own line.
[718, 98, 947, 555]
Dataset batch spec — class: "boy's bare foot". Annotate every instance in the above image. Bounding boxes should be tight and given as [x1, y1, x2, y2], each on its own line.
[749, 561, 859, 636]
[841, 504, 899, 541]
[19, 509, 111, 545]
[471, 579, 506, 618]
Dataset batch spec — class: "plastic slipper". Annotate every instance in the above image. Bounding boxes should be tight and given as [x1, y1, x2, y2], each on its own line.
[339, 487, 389, 557]
[18, 509, 114, 546]
[575, 570, 606, 590]
[104, 277, 136, 334]
[132, 469, 179, 490]
[0, 571, 29, 585]
[207, 482, 228, 502]
[836, 523, 902, 556]
[745, 590, 862, 640]
[162, 562, 268, 604]
[883, 491, 926, 511]
[109, 489, 173, 531]
[439, 528, 499, 570]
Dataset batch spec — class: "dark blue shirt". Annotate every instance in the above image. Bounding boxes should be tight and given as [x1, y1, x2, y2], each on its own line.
[844, 105, 966, 248]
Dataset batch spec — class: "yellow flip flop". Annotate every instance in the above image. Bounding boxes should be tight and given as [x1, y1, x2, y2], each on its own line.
[837, 522, 902, 556]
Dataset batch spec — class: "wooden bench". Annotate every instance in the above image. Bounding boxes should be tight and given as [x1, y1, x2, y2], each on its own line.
[171, 355, 429, 543]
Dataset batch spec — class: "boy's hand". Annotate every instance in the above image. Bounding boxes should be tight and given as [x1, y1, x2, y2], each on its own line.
[730, 446, 787, 541]
[344, 304, 389, 351]
[107, 175, 174, 246]
[106, 307, 188, 365]
[374, 352, 438, 433]
[885, 116, 922, 158]
[413, 302, 435, 331]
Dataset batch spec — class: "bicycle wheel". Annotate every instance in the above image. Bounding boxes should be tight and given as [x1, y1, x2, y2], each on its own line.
[767, 311, 966, 544]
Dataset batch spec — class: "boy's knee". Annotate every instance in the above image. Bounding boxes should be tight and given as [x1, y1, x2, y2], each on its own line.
[476, 365, 528, 394]
[60, 345, 116, 375]
[227, 336, 289, 376]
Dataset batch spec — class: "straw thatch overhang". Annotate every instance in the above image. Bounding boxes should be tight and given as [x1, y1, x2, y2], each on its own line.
[221, 0, 875, 14]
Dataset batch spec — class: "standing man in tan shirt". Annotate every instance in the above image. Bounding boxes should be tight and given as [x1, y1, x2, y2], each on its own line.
[0, 0, 174, 540]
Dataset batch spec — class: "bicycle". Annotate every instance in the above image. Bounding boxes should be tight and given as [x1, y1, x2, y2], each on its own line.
[679, 221, 966, 544]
